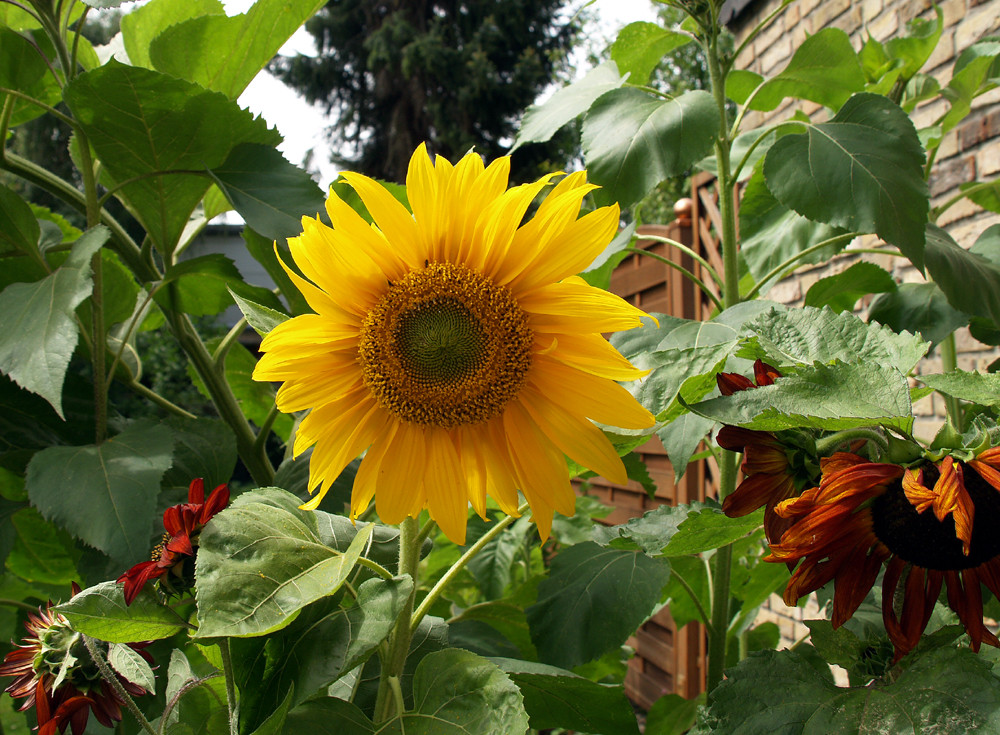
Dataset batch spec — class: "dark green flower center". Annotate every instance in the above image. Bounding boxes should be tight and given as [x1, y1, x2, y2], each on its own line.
[872, 464, 1000, 570]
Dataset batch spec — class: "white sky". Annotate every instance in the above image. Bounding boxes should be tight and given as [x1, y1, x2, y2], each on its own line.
[226, 0, 659, 187]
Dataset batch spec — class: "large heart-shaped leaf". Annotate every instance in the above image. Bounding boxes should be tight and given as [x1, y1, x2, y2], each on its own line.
[924, 223, 1000, 326]
[750, 28, 865, 112]
[763, 93, 928, 269]
[868, 282, 969, 348]
[582, 87, 718, 208]
[121, 0, 226, 70]
[526, 541, 670, 669]
[26, 421, 174, 564]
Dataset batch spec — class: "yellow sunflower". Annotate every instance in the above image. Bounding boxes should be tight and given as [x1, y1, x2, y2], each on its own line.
[253, 145, 654, 544]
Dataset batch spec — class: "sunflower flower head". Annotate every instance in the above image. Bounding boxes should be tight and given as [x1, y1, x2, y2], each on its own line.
[253, 144, 655, 544]
[117, 478, 230, 605]
[0, 584, 152, 735]
[767, 446, 1000, 660]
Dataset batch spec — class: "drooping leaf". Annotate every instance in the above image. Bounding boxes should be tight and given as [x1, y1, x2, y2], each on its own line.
[64, 61, 280, 256]
[645, 693, 705, 735]
[466, 515, 532, 600]
[687, 360, 914, 434]
[763, 93, 928, 269]
[804, 261, 897, 313]
[148, 0, 327, 99]
[57, 581, 189, 642]
[691, 646, 1000, 734]
[283, 699, 374, 735]
[229, 288, 289, 337]
[868, 282, 969, 348]
[656, 406, 717, 481]
[513, 61, 626, 149]
[741, 304, 930, 375]
[0, 227, 107, 417]
[610, 22, 691, 87]
[749, 28, 866, 112]
[582, 87, 719, 208]
[195, 489, 373, 637]
[960, 179, 1000, 214]
[108, 643, 156, 693]
[491, 658, 639, 734]
[924, 223, 1000, 326]
[738, 164, 850, 284]
[161, 417, 237, 492]
[162, 649, 229, 735]
[0, 184, 40, 257]
[388, 649, 530, 735]
[154, 254, 245, 317]
[526, 541, 670, 669]
[25, 421, 173, 564]
[242, 228, 310, 317]
[210, 143, 326, 242]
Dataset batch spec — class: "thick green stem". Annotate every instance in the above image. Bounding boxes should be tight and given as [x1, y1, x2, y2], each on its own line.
[165, 306, 275, 485]
[218, 639, 239, 735]
[940, 332, 963, 430]
[90, 249, 107, 442]
[706, 451, 738, 691]
[373, 516, 421, 724]
[815, 427, 890, 456]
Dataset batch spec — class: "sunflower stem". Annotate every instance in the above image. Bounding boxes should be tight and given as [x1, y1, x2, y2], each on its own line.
[670, 569, 714, 638]
[82, 635, 158, 735]
[374, 516, 421, 724]
[410, 504, 528, 635]
[940, 332, 963, 431]
[815, 428, 890, 457]
[625, 247, 724, 311]
[218, 638, 239, 735]
[706, 451, 739, 692]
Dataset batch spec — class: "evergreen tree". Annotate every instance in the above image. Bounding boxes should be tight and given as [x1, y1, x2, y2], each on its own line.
[271, 0, 582, 183]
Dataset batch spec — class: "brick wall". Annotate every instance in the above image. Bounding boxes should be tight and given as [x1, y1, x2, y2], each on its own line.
[725, 0, 1000, 648]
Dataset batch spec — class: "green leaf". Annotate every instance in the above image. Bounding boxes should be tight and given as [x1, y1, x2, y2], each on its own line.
[738, 164, 849, 284]
[886, 6, 943, 80]
[687, 360, 914, 433]
[526, 541, 670, 669]
[804, 261, 897, 313]
[726, 70, 763, 105]
[693, 646, 1000, 734]
[465, 516, 531, 600]
[763, 93, 928, 269]
[491, 657, 639, 734]
[148, 0, 326, 99]
[108, 643, 156, 693]
[121, 0, 226, 69]
[868, 282, 969, 348]
[63, 61, 279, 255]
[242, 227, 310, 316]
[56, 581, 188, 642]
[232, 575, 411, 731]
[939, 39, 1000, 134]
[610, 22, 691, 86]
[229, 288, 289, 337]
[0, 28, 62, 127]
[918, 371, 1000, 407]
[210, 143, 326, 242]
[283, 699, 374, 735]
[749, 28, 866, 112]
[925, 223, 1000, 326]
[451, 601, 536, 661]
[742, 304, 930, 375]
[5, 507, 77, 585]
[645, 693, 704, 735]
[388, 649, 529, 735]
[155, 254, 245, 317]
[162, 649, 229, 735]
[26, 422, 173, 564]
[0, 227, 107, 418]
[582, 88, 719, 208]
[195, 489, 373, 637]
[961, 179, 1000, 214]
[513, 61, 626, 148]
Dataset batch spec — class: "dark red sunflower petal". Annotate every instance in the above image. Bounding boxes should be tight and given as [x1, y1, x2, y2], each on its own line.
[716, 372, 755, 396]
[187, 477, 206, 505]
[199, 484, 230, 524]
[753, 359, 781, 386]
[118, 561, 164, 605]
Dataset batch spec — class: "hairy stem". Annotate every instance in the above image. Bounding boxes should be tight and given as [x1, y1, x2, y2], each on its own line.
[82, 636, 157, 735]
[218, 639, 239, 735]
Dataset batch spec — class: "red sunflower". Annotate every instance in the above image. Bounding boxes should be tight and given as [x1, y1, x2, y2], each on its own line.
[118, 478, 230, 605]
[767, 447, 1000, 660]
[716, 360, 805, 542]
[0, 584, 152, 735]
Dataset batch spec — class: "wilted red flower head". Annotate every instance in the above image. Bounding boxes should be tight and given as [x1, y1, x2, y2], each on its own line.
[0, 584, 152, 735]
[118, 478, 229, 605]
[768, 446, 1000, 661]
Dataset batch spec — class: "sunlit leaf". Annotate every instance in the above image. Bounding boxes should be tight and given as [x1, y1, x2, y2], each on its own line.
[121, 0, 226, 69]
[57, 580, 189, 642]
[804, 261, 896, 313]
[610, 22, 691, 86]
[582, 87, 718, 208]
[0, 28, 62, 126]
